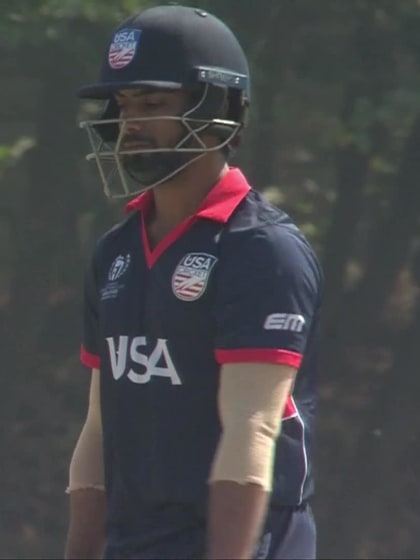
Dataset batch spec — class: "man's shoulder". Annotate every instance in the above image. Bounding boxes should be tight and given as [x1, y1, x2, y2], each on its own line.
[222, 190, 323, 280]
[87, 212, 140, 274]
[226, 189, 295, 232]
[94, 211, 139, 253]
[225, 190, 311, 249]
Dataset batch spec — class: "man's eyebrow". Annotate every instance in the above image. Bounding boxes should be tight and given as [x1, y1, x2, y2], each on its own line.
[115, 89, 170, 99]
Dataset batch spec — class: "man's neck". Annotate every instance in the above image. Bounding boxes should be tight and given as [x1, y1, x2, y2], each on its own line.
[146, 157, 229, 246]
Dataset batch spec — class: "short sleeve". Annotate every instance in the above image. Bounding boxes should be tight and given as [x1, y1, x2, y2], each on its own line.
[214, 226, 323, 368]
[80, 252, 101, 369]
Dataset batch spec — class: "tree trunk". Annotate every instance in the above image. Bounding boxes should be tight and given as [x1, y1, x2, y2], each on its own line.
[353, 113, 420, 326]
[322, 140, 369, 326]
[322, 1, 396, 328]
[0, 44, 84, 524]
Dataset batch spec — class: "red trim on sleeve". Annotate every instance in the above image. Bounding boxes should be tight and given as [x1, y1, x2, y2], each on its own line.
[283, 396, 298, 420]
[215, 348, 303, 368]
[80, 345, 101, 369]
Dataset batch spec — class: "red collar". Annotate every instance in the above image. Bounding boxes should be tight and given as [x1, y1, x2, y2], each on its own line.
[125, 167, 250, 223]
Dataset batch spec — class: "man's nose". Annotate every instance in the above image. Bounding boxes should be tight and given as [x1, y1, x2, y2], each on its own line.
[119, 107, 144, 133]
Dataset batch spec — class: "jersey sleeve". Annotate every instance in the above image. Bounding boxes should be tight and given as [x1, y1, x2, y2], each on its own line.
[80, 252, 101, 369]
[214, 225, 323, 368]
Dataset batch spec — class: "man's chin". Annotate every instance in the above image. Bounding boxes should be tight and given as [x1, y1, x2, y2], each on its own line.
[123, 155, 166, 186]
[122, 152, 192, 187]
[123, 154, 157, 173]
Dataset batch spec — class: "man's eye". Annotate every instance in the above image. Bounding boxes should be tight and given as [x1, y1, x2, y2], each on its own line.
[145, 100, 164, 109]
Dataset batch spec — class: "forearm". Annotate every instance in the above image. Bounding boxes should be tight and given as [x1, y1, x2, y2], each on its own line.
[65, 369, 106, 559]
[207, 481, 269, 560]
[65, 488, 107, 560]
[206, 363, 296, 559]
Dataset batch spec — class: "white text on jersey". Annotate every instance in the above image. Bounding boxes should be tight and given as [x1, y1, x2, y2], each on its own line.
[264, 313, 306, 332]
[106, 336, 182, 385]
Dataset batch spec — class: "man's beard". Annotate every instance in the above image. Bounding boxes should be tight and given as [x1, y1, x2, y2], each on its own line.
[121, 134, 194, 186]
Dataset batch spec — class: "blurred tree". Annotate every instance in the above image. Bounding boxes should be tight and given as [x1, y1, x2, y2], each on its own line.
[0, 2, 154, 556]
[324, 2, 420, 337]
[321, 0, 397, 326]
[0, 0, 156, 382]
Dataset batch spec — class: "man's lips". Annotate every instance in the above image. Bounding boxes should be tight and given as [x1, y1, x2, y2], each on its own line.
[122, 141, 153, 149]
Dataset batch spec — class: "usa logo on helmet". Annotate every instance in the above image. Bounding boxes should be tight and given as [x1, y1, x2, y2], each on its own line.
[108, 28, 141, 70]
[172, 253, 217, 301]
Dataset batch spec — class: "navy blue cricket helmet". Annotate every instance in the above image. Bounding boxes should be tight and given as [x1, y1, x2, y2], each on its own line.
[78, 4, 251, 198]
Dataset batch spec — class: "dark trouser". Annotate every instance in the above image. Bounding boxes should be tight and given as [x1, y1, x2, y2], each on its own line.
[104, 503, 316, 560]
[256, 503, 316, 559]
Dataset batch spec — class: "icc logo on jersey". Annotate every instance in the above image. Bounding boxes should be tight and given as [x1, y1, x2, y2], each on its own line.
[172, 252, 218, 301]
[101, 254, 131, 300]
[108, 254, 131, 281]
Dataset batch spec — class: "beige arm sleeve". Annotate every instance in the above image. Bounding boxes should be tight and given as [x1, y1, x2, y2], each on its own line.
[67, 368, 105, 493]
[209, 363, 297, 492]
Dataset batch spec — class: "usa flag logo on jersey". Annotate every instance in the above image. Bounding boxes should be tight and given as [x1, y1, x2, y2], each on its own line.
[172, 253, 218, 301]
[108, 28, 141, 70]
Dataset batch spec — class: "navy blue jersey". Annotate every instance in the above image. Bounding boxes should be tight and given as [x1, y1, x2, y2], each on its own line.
[81, 168, 323, 549]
